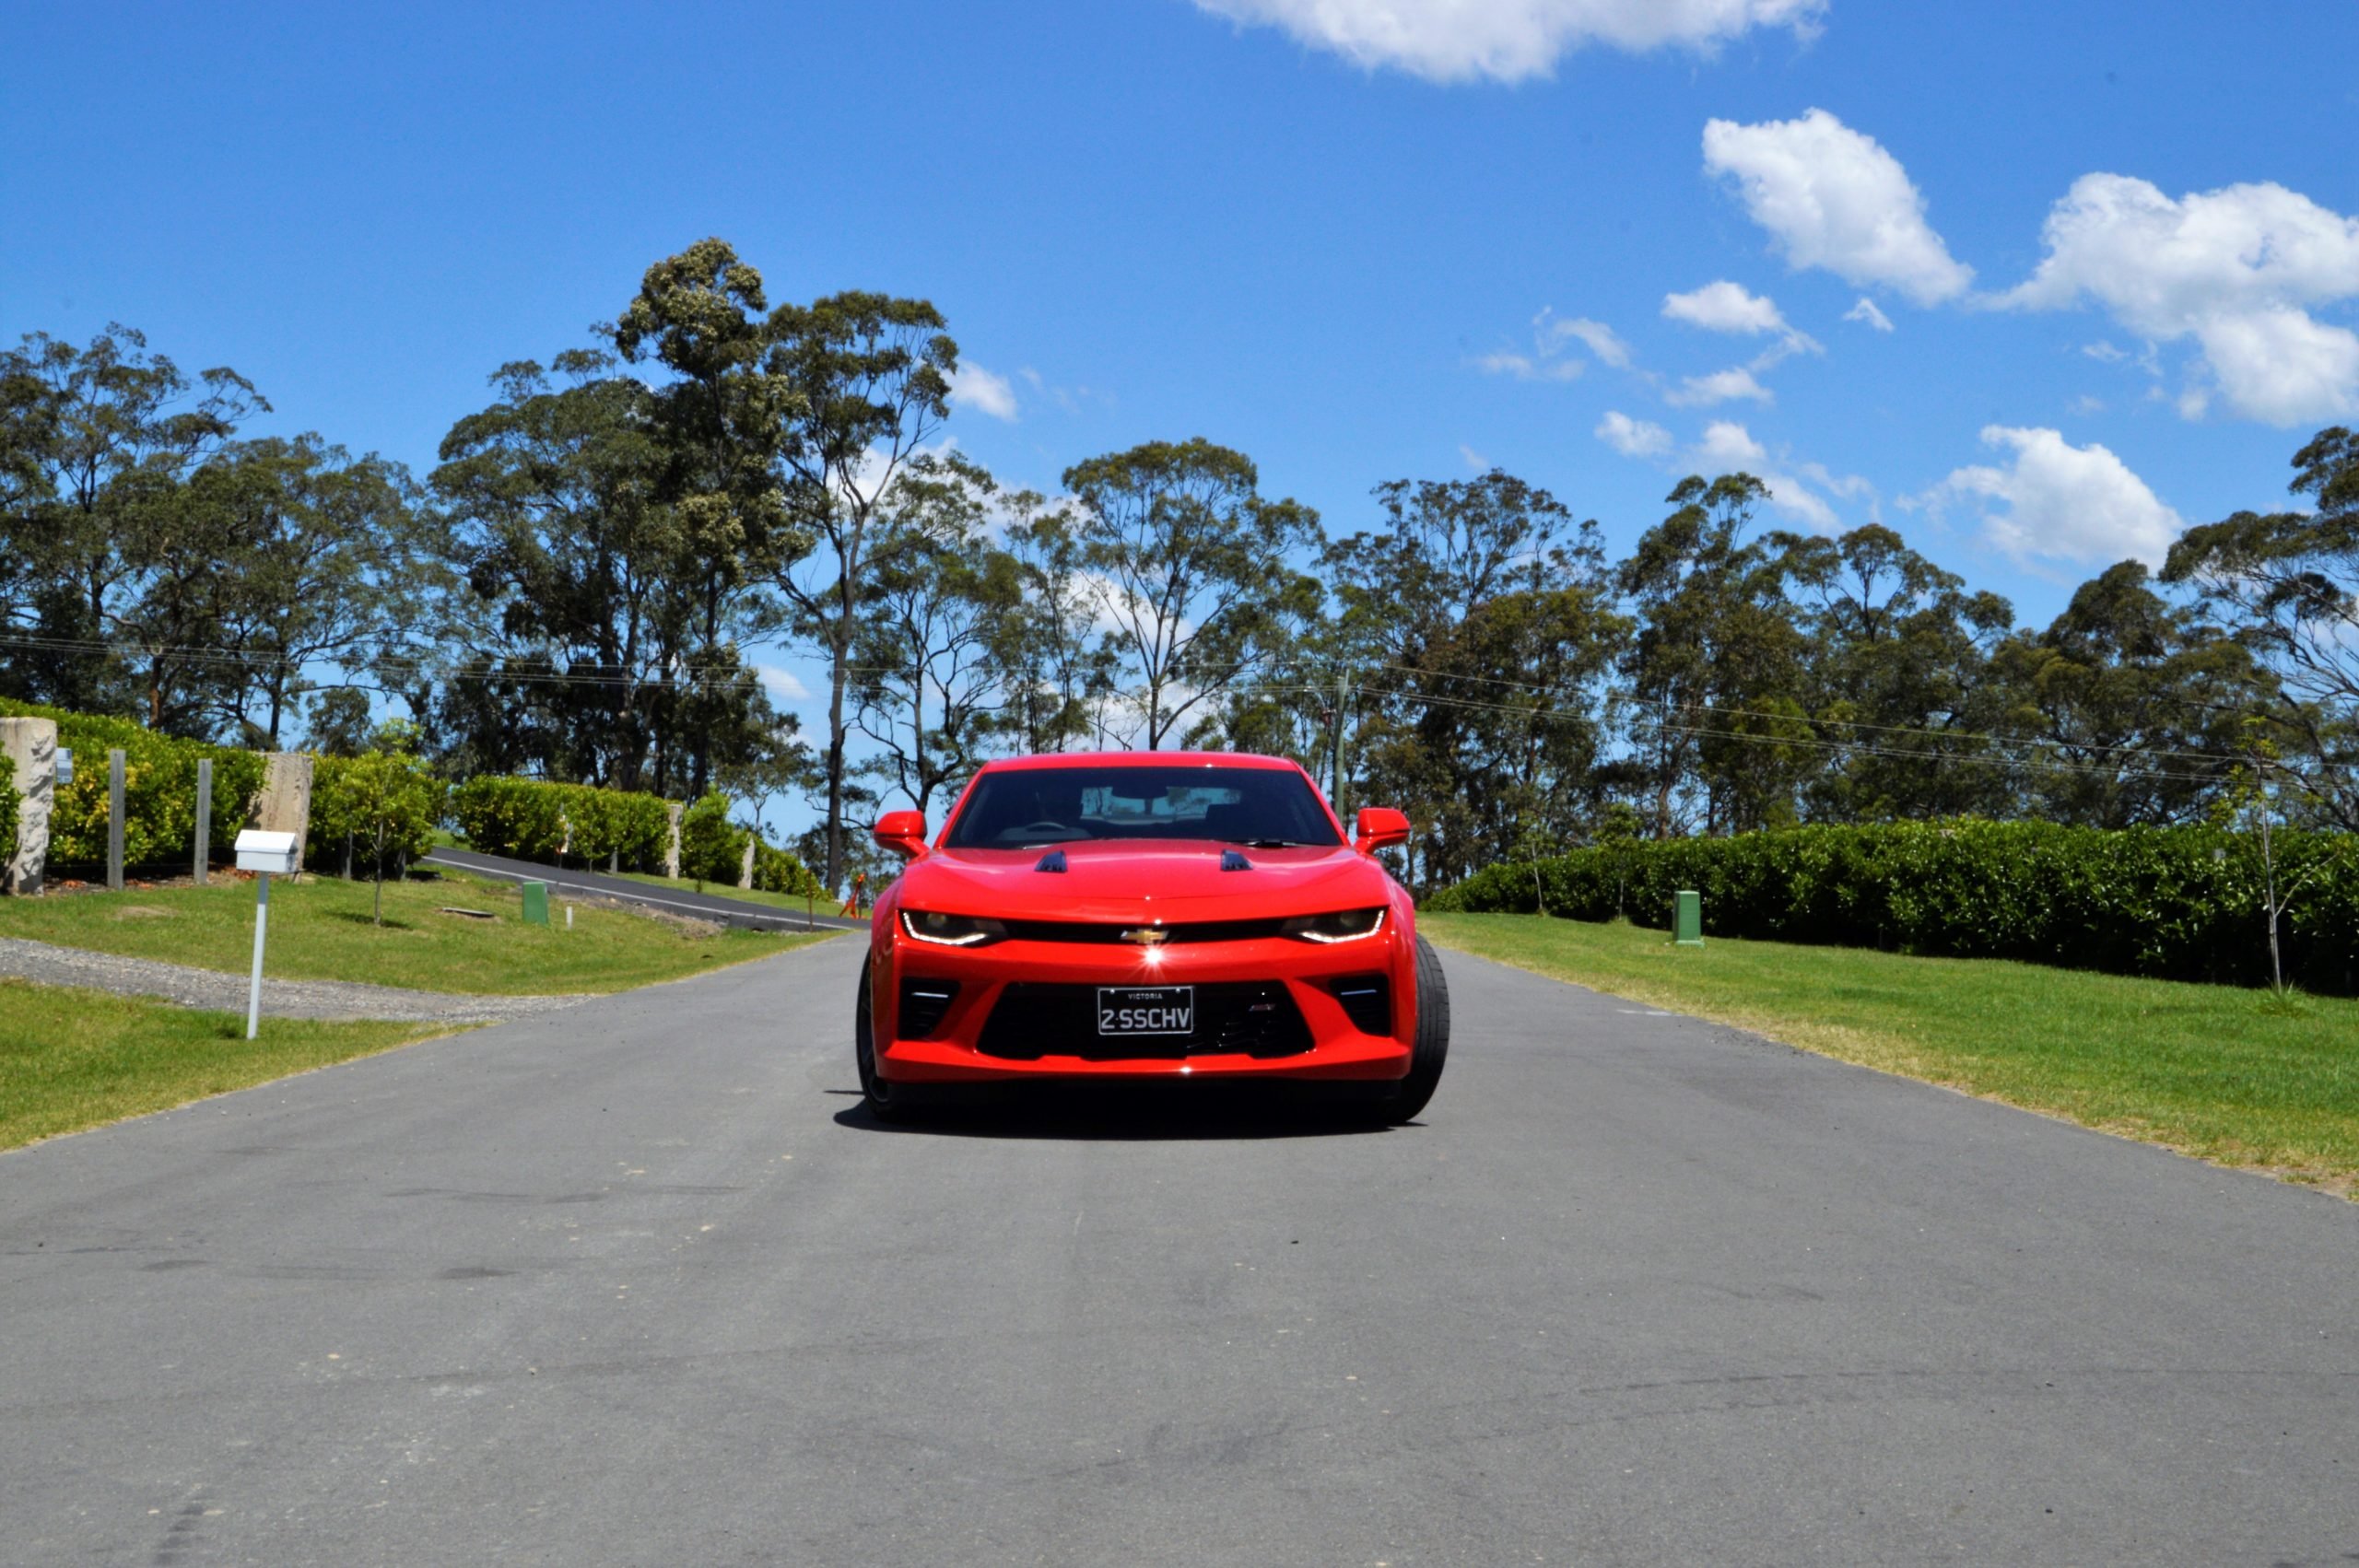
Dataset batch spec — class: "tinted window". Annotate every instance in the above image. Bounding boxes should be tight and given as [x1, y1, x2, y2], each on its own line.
[945, 766, 1342, 848]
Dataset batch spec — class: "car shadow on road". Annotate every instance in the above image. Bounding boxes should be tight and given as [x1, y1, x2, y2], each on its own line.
[827, 1085, 1403, 1141]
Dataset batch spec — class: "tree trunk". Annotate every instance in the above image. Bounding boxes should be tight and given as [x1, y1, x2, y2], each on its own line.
[824, 583, 852, 892]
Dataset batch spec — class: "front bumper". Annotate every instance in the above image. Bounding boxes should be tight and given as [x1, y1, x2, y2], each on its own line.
[875, 931, 1415, 1083]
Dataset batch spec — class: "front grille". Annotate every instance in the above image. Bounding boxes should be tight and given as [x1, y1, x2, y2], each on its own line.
[1001, 918, 1291, 945]
[898, 977, 960, 1038]
[977, 981, 1315, 1060]
[1331, 974, 1391, 1036]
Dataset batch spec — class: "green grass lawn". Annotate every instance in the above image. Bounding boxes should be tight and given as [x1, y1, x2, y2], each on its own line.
[609, 870, 838, 919]
[0, 871, 828, 996]
[0, 977, 438, 1151]
[1421, 912, 2359, 1196]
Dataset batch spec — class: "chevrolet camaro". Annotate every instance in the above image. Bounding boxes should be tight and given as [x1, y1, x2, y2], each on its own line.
[853, 752, 1449, 1121]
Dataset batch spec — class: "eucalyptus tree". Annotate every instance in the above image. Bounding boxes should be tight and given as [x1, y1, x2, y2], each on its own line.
[1062, 438, 1322, 750]
[766, 291, 957, 890]
[205, 436, 436, 747]
[0, 351, 54, 669]
[611, 239, 802, 797]
[1323, 469, 1626, 882]
[433, 352, 707, 790]
[992, 489, 1118, 755]
[1614, 474, 1812, 836]
[2162, 426, 2359, 829]
[1986, 561, 2258, 826]
[850, 454, 1023, 818]
[1771, 523, 2015, 822]
[0, 323, 263, 710]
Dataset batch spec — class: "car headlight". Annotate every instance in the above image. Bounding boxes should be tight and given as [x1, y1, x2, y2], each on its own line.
[899, 909, 1008, 947]
[1282, 907, 1387, 943]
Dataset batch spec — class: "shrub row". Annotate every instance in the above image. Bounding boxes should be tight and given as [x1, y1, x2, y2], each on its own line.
[1426, 820, 2359, 995]
[449, 776, 824, 895]
[451, 776, 672, 871]
[0, 699, 265, 873]
[678, 791, 828, 896]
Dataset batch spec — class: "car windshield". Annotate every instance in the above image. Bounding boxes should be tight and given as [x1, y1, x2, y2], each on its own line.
[944, 765, 1343, 849]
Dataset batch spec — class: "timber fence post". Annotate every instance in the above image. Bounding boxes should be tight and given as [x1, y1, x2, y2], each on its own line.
[108, 748, 125, 892]
[194, 758, 213, 885]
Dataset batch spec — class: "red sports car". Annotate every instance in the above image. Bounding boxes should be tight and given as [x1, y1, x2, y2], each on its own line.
[854, 751, 1449, 1122]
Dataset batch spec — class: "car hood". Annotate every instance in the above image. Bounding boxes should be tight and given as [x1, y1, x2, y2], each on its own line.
[894, 839, 1391, 923]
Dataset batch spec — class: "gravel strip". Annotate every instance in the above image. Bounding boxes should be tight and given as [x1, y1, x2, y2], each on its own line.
[0, 938, 589, 1024]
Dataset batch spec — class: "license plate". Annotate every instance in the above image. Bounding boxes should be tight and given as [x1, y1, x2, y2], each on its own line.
[1097, 985, 1195, 1036]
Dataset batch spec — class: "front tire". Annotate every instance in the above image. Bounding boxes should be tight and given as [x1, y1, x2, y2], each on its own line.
[854, 956, 907, 1123]
[1383, 935, 1451, 1123]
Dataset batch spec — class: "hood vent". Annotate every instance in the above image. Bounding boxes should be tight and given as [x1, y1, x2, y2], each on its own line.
[1220, 848, 1252, 872]
[1034, 849, 1068, 873]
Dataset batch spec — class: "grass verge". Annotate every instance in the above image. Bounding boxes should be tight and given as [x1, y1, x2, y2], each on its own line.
[0, 977, 438, 1151]
[0, 871, 828, 996]
[609, 870, 838, 919]
[1421, 912, 2359, 1197]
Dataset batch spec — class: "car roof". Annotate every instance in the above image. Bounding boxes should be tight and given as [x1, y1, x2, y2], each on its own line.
[973, 751, 1304, 774]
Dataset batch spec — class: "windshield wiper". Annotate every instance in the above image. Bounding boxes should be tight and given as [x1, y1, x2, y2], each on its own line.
[1225, 837, 1314, 848]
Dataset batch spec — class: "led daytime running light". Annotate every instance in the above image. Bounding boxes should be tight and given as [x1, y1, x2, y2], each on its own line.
[900, 910, 1004, 947]
[1283, 907, 1388, 943]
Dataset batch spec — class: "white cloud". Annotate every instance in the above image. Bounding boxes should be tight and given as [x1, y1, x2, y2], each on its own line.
[1926, 426, 2184, 568]
[1594, 411, 1672, 458]
[1476, 351, 1581, 382]
[1544, 314, 1632, 368]
[2001, 173, 2359, 425]
[1663, 280, 1789, 336]
[1459, 442, 1489, 470]
[2068, 394, 2107, 415]
[1478, 309, 1629, 382]
[1844, 297, 1894, 333]
[1689, 421, 1840, 531]
[1694, 419, 1767, 468]
[757, 665, 813, 702]
[1703, 109, 1973, 306]
[1190, 0, 1824, 83]
[1667, 367, 1773, 407]
[948, 362, 1019, 421]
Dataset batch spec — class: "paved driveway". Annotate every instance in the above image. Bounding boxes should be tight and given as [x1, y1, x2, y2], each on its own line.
[2, 934, 2352, 1564]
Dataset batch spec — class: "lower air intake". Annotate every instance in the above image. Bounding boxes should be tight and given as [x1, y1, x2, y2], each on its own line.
[977, 982, 1314, 1060]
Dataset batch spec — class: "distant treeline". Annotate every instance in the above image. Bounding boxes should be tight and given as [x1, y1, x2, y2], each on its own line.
[3, 240, 2353, 894]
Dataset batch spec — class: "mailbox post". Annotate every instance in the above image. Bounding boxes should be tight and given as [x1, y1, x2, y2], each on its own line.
[234, 830, 300, 1040]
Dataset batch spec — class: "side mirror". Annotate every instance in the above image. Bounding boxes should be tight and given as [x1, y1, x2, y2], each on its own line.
[873, 810, 930, 860]
[1354, 806, 1409, 855]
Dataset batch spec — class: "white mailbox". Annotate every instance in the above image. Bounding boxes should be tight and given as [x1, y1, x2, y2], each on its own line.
[234, 829, 299, 875]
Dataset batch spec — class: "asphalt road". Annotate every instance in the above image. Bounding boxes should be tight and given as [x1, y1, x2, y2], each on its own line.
[4, 936, 2354, 1565]
[421, 848, 866, 932]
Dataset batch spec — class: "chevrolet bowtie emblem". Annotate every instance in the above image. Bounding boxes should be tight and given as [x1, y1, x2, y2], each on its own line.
[1121, 927, 1170, 947]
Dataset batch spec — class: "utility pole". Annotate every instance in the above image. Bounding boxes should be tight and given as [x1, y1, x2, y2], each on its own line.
[1329, 672, 1351, 821]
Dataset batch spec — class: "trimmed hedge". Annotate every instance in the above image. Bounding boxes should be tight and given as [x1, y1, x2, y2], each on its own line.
[451, 776, 671, 870]
[752, 840, 827, 898]
[0, 700, 265, 874]
[1426, 820, 2359, 995]
[677, 792, 827, 895]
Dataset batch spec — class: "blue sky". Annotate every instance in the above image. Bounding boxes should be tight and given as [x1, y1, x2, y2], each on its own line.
[8, 1, 2359, 766]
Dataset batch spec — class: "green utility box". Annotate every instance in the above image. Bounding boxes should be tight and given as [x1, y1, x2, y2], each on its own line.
[521, 880, 551, 926]
[1672, 888, 1704, 947]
